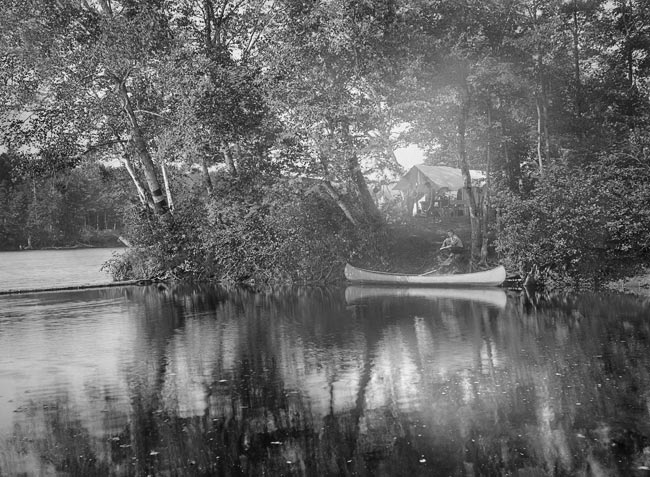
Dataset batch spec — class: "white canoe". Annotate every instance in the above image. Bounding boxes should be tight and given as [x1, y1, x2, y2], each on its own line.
[344, 264, 506, 287]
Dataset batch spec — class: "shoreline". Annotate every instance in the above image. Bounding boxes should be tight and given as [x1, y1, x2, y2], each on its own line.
[0, 280, 142, 296]
[606, 271, 650, 296]
[1, 244, 126, 252]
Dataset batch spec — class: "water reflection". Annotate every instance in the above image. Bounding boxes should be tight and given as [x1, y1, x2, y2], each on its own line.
[345, 285, 508, 309]
[2, 285, 650, 475]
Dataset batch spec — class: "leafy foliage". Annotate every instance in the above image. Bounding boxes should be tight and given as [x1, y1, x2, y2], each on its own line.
[496, 158, 650, 287]
[108, 171, 384, 284]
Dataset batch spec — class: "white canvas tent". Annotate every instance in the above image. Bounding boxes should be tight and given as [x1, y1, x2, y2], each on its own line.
[394, 165, 485, 193]
[393, 165, 486, 216]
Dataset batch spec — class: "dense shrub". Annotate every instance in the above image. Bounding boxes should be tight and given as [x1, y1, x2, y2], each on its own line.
[107, 173, 385, 284]
[495, 158, 650, 288]
[104, 195, 209, 281]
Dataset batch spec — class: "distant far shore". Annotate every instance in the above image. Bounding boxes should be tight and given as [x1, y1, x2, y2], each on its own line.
[4, 245, 126, 252]
[18, 243, 124, 251]
[2, 238, 127, 252]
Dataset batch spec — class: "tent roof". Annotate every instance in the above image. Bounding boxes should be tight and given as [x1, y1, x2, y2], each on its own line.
[394, 165, 485, 192]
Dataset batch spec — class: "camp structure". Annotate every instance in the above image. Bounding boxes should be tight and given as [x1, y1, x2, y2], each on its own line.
[370, 181, 400, 207]
[393, 165, 485, 217]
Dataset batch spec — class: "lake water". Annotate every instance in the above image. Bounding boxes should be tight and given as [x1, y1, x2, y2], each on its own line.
[2, 252, 650, 475]
[0, 248, 121, 292]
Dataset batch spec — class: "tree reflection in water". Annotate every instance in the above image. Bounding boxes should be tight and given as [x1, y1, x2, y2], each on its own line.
[2, 285, 650, 475]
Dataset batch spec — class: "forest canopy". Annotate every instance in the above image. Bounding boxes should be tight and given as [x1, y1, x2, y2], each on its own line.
[2, 0, 650, 287]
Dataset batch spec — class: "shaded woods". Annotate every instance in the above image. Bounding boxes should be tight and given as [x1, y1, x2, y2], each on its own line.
[0, 156, 130, 250]
[2, 0, 650, 286]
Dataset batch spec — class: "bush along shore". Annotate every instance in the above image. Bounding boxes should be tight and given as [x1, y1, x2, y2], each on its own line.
[102, 174, 390, 287]
[105, 165, 650, 292]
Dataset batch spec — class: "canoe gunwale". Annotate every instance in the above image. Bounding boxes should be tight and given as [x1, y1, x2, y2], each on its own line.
[344, 264, 506, 287]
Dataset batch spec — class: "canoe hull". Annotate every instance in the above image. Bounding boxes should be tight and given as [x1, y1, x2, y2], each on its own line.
[344, 264, 506, 287]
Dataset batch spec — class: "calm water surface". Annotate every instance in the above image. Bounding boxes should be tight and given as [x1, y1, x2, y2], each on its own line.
[0, 248, 121, 292]
[2, 277, 650, 476]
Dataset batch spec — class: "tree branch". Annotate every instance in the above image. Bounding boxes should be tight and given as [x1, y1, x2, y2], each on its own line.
[132, 109, 170, 122]
[80, 139, 128, 155]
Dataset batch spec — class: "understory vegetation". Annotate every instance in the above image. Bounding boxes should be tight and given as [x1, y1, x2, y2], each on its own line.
[496, 156, 650, 288]
[104, 172, 388, 285]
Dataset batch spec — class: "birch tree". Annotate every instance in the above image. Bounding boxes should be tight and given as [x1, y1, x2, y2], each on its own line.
[1, 0, 172, 216]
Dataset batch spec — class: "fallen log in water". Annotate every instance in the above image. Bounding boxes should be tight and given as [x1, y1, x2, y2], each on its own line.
[0, 280, 141, 295]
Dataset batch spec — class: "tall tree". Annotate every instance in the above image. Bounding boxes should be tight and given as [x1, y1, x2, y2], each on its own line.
[161, 0, 280, 190]
[1, 0, 172, 216]
[262, 0, 396, 226]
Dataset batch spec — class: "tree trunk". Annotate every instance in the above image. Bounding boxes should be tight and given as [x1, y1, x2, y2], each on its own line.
[320, 181, 360, 227]
[342, 122, 383, 226]
[457, 83, 481, 259]
[571, 4, 582, 117]
[201, 156, 214, 196]
[348, 152, 383, 225]
[121, 155, 151, 208]
[117, 81, 169, 216]
[535, 46, 549, 174]
[542, 89, 551, 161]
[620, 0, 635, 87]
[500, 121, 520, 192]
[203, 0, 214, 50]
[96, 0, 113, 15]
[480, 104, 492, 266]
[233, 143, 244, 164]
[536, 97, 544, 175]
[379, 124, 401, 170]
[221, 141, 237, 175]
[161, 161, 174, 213]
[405, 192, 415, 217]
[627, 46, 634, 87]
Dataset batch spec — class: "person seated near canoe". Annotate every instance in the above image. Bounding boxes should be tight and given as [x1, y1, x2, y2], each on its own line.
[440, 229, 464, 254]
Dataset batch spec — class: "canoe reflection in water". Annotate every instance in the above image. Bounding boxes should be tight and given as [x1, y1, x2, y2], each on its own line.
[345, 285, 508, 309]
